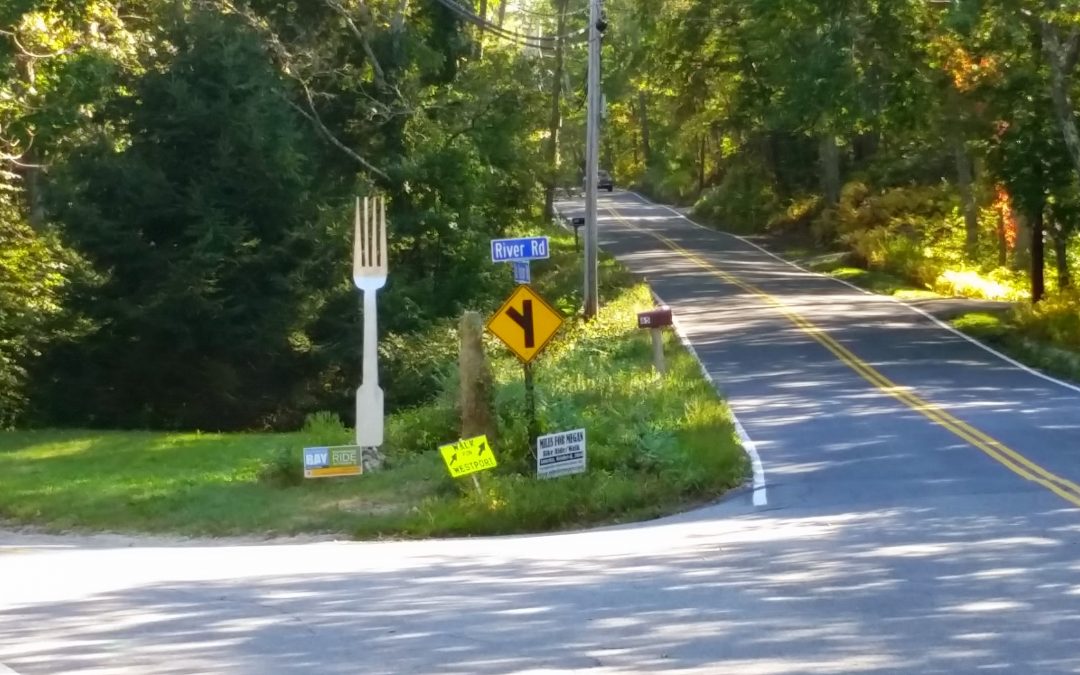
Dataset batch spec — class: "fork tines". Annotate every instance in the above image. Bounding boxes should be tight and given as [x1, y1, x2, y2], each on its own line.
[354, 195, 388, 275]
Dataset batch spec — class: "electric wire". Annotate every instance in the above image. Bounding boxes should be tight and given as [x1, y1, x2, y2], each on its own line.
[430, 0, 588, 49]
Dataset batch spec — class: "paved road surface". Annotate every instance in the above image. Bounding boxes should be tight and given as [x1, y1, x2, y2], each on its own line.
[2, 191, 1078, 674]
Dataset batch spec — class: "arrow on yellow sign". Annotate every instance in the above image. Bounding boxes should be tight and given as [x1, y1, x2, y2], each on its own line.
[487, 285, 564, 363]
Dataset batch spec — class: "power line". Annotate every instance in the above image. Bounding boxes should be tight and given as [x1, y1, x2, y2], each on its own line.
[510, 2, 589, 20]
[431, 0, 553, 45]
[429, 0, 587, 49]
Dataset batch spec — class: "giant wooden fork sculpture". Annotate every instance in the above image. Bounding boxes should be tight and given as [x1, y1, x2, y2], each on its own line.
[353, 196, 387, 449]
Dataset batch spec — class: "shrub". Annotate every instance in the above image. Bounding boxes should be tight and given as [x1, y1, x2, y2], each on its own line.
[813, 181, 979, 292]
[257, 445, 305, 487]
[1012, 290, 1080, 349]
[767, 195, 825, 238]
[692, 160, 780, 232]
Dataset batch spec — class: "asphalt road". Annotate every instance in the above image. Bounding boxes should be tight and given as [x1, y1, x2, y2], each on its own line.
[2, 191, 1079, 674]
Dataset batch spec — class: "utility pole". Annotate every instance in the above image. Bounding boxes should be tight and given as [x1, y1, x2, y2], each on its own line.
[583, 0, 603, 320]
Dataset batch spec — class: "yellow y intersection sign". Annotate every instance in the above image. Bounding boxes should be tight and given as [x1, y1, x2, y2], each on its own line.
[487, 285, 564, 363]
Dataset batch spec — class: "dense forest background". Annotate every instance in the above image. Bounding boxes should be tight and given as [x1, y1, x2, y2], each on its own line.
[607, 0, 1080, 304]
[1, 0, 580, 429]
[6, 0, 1080, 431]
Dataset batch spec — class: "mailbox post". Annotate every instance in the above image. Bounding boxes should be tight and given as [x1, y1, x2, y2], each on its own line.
[637, 305, 673, 374]
[569, 216, 586, 251]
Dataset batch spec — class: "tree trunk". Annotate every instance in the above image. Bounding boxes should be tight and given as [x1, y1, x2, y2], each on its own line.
[21, 148, 44, 230]
[477, 0, 488, 57]
[459, 311, 497, 443]
[497, 0, 506, 26]
[819, 135, 841, 205]
[638, 89, 651, 168]
[1032, 208, 1046, 303]
[15, 54, 44, 229]
[997, 206, 1008, 268]
[542, 0, 568, 220]
[697, 135, 706, 195]
[1042, 21, 1080, 182]
[1053, 230, 1071, 290]
[954, 139, 979, 258]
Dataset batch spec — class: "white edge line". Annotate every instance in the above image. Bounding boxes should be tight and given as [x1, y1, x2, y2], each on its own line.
[553, 198, 768, 507]
[630, 191, 1080, 396]
[1, 663, 20, 674]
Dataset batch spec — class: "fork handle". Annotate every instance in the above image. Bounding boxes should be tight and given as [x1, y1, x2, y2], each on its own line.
[362, 288, 378, 386]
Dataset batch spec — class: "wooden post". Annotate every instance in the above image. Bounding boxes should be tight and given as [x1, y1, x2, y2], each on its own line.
[459, 312, 497, 443]
[524, 361, 539, 453]
[651, 328, 666, 375]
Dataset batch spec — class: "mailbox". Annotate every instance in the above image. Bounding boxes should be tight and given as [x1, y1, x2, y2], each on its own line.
[569, 216, 587, 251]
[637, 306, 673, 329]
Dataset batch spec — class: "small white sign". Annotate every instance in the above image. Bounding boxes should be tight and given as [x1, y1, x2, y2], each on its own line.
[537, 428, 586, 479]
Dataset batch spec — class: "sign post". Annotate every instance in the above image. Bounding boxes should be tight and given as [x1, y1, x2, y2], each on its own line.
[487, 285, 564, 446]
[637, 306, 674, 375]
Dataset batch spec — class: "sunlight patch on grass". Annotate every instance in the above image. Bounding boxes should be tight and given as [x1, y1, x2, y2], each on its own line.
[934, 269, 1027, 302]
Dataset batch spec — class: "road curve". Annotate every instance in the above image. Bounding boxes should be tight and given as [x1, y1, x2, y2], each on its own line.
[1, 192, 1079, 674]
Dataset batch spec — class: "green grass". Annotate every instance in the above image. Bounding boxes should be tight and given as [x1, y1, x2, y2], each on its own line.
[0, 225, 749, 539]
[951, 310, 1080, 385]
[790, 251, 940, 300]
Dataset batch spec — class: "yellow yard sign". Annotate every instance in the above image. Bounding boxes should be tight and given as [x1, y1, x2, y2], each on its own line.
[486, 284, 564, 363]
[439, 435, 497, 478]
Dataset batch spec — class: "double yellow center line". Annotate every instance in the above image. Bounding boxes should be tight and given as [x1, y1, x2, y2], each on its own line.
[607, 206, 1080, 509]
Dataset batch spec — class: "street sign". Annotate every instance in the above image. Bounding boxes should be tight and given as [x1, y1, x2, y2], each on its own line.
[490, 236, 550, 262]
[303, 445, 362, 478]
[537, 428, 586, 479]
[439, 435, 497, 478]
[511, 260, 531, 284]
[487, 285, 564, 363]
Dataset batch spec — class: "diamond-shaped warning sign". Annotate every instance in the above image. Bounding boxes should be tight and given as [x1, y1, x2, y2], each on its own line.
[487, 285, 564, 363]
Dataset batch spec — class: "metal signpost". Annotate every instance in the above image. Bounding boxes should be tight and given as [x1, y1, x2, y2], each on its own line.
[487, 285, 564, 445]
[303, 445, 362, 478]
[637, 305, 673, 374]
[536, 428, 587, 479]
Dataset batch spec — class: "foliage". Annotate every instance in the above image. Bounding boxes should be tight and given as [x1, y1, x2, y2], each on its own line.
[2, 1, 552, 430]
[1011, 290, 1080, 350]
[0, 201, 91, 426]
[952, 304, 1080, 385]
[692, 159, 779, 233]
[767, 195, 825, 238]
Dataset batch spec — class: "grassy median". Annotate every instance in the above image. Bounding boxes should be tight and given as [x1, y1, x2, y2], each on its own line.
[0, 228, 749, 539]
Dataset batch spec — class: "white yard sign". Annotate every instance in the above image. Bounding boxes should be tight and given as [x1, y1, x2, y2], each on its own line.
[536, 428, 586, 479]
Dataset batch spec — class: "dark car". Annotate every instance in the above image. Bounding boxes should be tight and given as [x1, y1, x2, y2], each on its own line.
[598, 170, 614, 192]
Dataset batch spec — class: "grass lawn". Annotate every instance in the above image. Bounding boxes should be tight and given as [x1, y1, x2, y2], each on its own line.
[0, 227, 749, 539]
